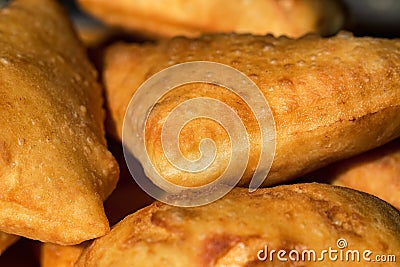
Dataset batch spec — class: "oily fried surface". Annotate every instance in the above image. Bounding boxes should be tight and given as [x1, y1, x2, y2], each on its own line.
[312, 139, 400, 210]
[41, 242, 86, 267]
[78, 0, 343, 38]
[0, 232, 19, 255]
[39, 139, 156, 267]
[103, 32, 400, 187]
[76, 183, 400, 267]
[0, 0, 119, 245]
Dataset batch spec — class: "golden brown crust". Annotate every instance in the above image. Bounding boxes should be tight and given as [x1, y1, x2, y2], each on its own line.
[41, 242, 86, 267]
[77, 0, 343, 38]
[0, 232, 19, 255]
[103, 32, 400, 186]
[312, 139, 400, 210]
[0, 0, 119, 244]
[76, 183, 400, 267]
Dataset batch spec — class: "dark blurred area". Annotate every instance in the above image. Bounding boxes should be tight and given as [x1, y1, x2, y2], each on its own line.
[341, 0, 400, 37]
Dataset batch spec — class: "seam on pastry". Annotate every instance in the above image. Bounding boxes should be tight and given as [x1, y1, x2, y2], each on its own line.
[286, 104, 400, 136]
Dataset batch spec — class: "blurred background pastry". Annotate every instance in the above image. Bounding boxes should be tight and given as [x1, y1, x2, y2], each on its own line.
[41, 243, 86, 267]
[77, 0, 344, 38]
[308, 139, 400, 210]
[0, 232, 18, 255]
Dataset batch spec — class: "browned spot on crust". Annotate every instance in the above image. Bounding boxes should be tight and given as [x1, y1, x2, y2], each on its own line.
[150, 207, 198, 234]
[151, 209, 172, 229]
[277, 238, 305, 253]
[278, 78, 294, 88]
[326, 207, 365, 235]
[244, 259, 262, 267]
[201, 234, 241, 266]
[0, 141, 10, 165]
[308, 197, 365, 236]
[379, 240, 391, 252]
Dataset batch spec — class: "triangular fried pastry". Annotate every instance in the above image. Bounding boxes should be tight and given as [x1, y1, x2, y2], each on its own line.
[76, 184, 400, 267]
[0, 0, 119, 245]
[103, 32, 400, 187]
[41, 242, 86, 267]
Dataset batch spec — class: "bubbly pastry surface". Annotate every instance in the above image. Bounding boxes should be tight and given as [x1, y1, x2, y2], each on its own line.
[104, 32, 400, 186]
[76, 183, 400, 267]
[0, 0, 119, 245]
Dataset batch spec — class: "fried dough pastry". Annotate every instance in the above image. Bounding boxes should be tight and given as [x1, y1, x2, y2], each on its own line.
[312, 139, 400, 210]
[40, 145, 154, 267]
[76, 183, 400, 267]
[78, 0, 343, 38]
[41, 243, 86, 267]
[104, 32, 400, 187]
[0, 232, 18, 255]
[0, 0, 119, 244]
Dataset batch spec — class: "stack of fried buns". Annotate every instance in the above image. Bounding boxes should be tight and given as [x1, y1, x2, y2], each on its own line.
[0, 0, 399, 266]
